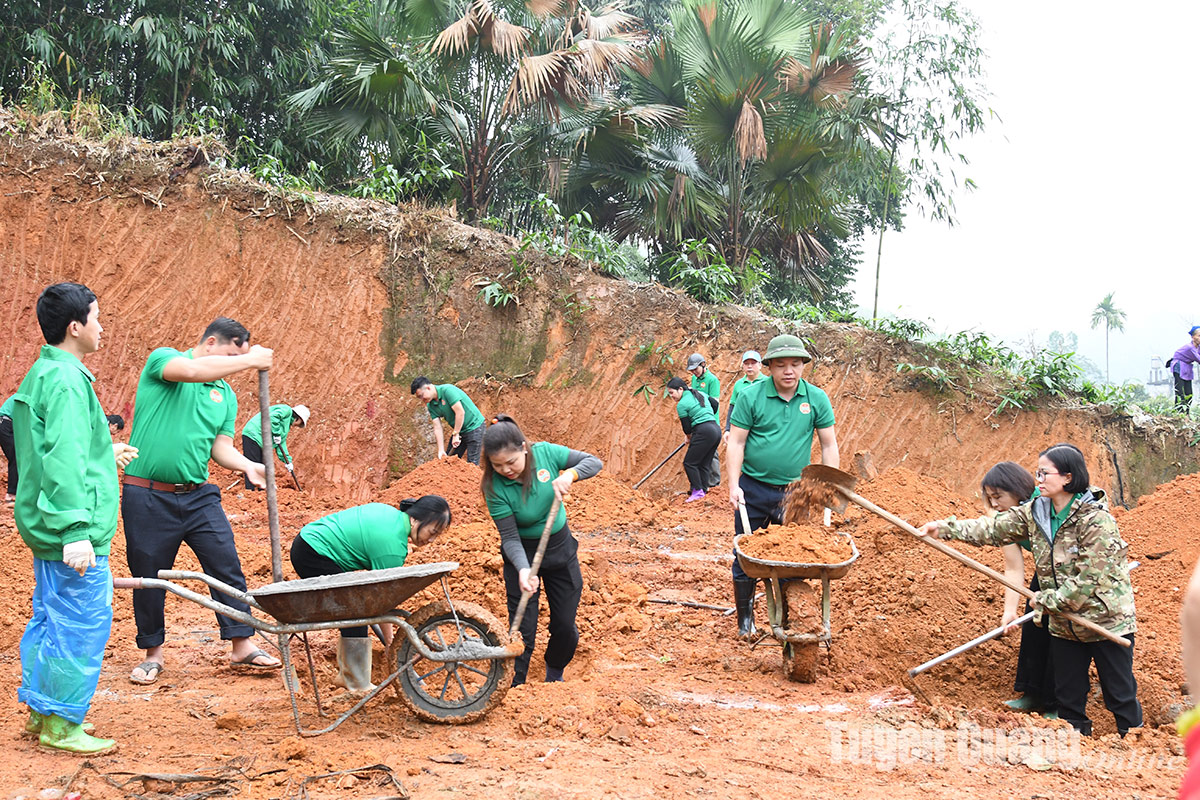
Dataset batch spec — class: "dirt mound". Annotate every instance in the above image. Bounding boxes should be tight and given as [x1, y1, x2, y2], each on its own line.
[566, 474, 665, 532]
[738, 524, 854, 564]
[377, 457, 488, 524]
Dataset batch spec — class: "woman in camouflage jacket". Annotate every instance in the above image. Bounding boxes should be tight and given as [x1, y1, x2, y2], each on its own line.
[920, 444, 1142, 737]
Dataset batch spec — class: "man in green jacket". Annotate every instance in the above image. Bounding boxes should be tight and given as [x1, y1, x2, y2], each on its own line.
[11, 283, 138, 754]
[410, 377, 486, 465]
[239, 403, 310, 489]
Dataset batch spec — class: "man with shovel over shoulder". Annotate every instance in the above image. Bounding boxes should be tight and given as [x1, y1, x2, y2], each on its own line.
[726, 334, 838, 638]
[239, 403, 309, 489]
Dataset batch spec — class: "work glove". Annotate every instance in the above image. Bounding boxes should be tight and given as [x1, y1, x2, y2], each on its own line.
[273, 435, 282, 447]
[285, 462, 295, 472]
[62, 540, 96, 576]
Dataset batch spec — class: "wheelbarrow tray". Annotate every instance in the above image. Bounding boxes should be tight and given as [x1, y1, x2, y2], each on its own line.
[733, 532, 859, 580]
[249, 562, 459, 624]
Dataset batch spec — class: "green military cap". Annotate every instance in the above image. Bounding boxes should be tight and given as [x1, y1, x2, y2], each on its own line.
[762, 334, 811, 364]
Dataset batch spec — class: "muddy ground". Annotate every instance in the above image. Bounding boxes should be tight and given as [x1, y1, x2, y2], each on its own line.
[0, 456, 1192, 799]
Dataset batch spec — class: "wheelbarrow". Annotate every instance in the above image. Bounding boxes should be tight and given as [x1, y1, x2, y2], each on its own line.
[733, 506, 859, 682]
[114, 563, 519, 736]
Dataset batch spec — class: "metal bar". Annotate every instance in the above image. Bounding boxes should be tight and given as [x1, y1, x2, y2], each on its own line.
[646, 598, 735, 614]
[907, 612, 1036, 677]
[634, 442, 685, 489]
[300, 632, 323, 717]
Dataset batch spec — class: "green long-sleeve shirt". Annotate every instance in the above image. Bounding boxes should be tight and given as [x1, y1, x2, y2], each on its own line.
[10, 346, 118, 560]
[240, 404, 296, 462]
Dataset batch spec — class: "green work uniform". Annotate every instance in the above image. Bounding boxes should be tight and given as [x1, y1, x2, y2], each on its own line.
[299, 503, 411, 572]
[240, 404, 295, 463]
[10, 346, 118, 560]
[729, 378, 835, 484]
[676, 389, 717, 427]
[485, 441, 570, 538]
[426, 384, 484, 433]
[691, 370, 721, 411]
[0, 394, 14, 418]
[126, 348, 237, 484]
[728, 374, 768, 408]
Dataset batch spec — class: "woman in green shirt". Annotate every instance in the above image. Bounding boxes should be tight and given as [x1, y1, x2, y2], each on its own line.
[481, 415, 602, 686]
[666, 377, 721, 502]
[289, 496, 451, 691]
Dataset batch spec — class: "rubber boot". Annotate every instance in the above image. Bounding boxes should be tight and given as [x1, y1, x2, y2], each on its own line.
[25, 710, 92, 736]
[734, 578, 757, 639]
[38, 714, 116, 754]
[337, 637, 375, 693]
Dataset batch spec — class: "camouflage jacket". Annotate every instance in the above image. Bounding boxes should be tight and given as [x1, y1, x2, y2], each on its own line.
[938, 489, 1135, 642]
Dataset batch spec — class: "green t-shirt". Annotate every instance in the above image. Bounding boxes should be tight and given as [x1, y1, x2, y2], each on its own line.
[691, 370, 720, 411]
[299, 503, 411, 572]
[729, 374, 768, 408]
[10, 346, 118, 560]
[729, 378, 835, 485]
[0, 394, 14, 418]
[426, 384, 484, 433]
[1049, 494, 1079, 541]
[126, 348, 237, 484]
[676, 389, 717, 427]
[241, 404, 296, 462]
[484, 441, 570, 538]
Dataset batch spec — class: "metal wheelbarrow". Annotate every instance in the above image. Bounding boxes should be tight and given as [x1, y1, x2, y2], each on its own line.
[733, 506, 859, 682]
[114, 563, 519, 736]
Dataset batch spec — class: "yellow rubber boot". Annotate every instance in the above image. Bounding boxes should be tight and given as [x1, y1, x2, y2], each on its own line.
[38, 713, 116, 754]
[25, 710, 93, 736]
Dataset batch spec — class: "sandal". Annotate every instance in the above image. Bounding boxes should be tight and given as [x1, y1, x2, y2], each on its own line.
[130, 660, 163, 685]
[231, 649, 281, 670]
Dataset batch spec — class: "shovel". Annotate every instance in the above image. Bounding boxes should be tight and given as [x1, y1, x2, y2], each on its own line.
[508, 497, 562, 638]
[634, 443, 685, 489]
[801, 464, 1131, 648]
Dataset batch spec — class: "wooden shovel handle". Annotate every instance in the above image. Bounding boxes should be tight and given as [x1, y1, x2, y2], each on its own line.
[508, 497, 562, 638]
[839, 487, 1130, 648]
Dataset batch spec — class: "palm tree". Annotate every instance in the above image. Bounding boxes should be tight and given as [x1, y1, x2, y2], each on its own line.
[1090, 291, 1126, 383]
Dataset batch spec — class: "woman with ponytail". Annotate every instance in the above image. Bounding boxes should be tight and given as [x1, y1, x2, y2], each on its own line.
[289, 495, 452, 691]
[481, 415, 602, 686]
[666, 377, 721, 502]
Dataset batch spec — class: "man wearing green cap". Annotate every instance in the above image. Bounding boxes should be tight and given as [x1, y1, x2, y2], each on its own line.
[726, 334, 839, 638]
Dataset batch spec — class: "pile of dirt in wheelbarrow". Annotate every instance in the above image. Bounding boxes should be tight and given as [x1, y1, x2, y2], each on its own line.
[738, 523, 855, 564]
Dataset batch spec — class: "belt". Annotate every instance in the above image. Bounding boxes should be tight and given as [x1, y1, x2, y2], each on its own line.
[123, 475, 203, 494]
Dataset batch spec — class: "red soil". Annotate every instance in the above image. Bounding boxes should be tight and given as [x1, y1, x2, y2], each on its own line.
[738, 524, 855, 565]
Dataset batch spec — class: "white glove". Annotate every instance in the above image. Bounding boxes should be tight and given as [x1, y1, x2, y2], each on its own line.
[285, 462, 294, 472]
[62, 540, 96, 576]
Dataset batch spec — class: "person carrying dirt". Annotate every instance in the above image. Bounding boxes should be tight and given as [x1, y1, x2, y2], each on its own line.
[1167, 326, 1200, 412]
[687, 353, 722, 487]
[481, 414, 602, 686]
[1, 393, 16, 505]
[239, 403, 310, 489]
[290, 496, 452, 692]
[11, 283, 138, 754]
[723, 350, 768, 443]
[981, 462, 1057, 719]
[122, 317, 281, 686]
[411, 377, 486, 465]
[918, 444, 1142, 737]
[666, 377, 721, 502]
[726, 334, 838, 638]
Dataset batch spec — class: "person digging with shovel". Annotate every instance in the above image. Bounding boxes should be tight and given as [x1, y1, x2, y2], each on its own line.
[666, 377, 721, 502]
[481, 415, 602, 686]
[726, 334, 838, 639]
[918, 444, 1142, 737]
[290, 496, 452, 692]
[239, 403, 309, 489]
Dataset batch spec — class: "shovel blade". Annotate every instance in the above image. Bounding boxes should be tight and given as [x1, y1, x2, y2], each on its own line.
[799, 464, 858, 514]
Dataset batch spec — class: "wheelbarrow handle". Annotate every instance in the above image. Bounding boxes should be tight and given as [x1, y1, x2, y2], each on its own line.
[834, 485, 1131, 649]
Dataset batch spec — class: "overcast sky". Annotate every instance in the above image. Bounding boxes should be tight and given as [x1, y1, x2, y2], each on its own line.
[848, 0, 1199, 385]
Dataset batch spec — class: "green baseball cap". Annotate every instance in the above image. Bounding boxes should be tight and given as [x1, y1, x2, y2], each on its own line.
[762, 334, 811, 364]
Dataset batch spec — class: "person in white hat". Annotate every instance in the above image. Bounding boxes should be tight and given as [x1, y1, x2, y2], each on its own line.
[723, 350, 768, 443]
[239, 403, 309, 489]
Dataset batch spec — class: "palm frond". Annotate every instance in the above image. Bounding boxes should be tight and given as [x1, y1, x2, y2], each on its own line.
[431, 12, 477, 55]
[585, 6, 637, 39]
[733, 100, 766, 162]
[483, 17, 531, 60]
[503, 50, 570, 113]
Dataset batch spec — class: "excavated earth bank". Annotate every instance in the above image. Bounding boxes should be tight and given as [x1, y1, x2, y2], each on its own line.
[0, 117, 1196, 798]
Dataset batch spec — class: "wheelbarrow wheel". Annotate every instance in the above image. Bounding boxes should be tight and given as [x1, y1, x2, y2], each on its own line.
[389, 600, 514, 724]
[784, 641, 819, 683]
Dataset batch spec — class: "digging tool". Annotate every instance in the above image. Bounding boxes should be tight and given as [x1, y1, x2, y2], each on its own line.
[508, 498, 562, 638]
[908, 612, 1036, 677]
[224, 478, 242, 492]
[285, 462, 303, 491]
[647, 597, 736, 615]
[634, 443, 685, 489]
[258, 371, 282, 583]
[801, 463, 1131, 648]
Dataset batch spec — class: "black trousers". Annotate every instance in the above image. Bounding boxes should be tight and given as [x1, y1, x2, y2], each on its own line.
[122, 483, 254, 648]
[1013, 574, 1056, 707]
[731, 473, 786, 580]
[241, 435, 265, 489]
[290, 535, 366, 637]
[503, 525, 582, 683]
[0, 415, 15, 496]
[682, 421, 721, 492]
[1176, 374, 1194, 411]
[448, 425, 484, 465]
[1050, 633, 1142, 736]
